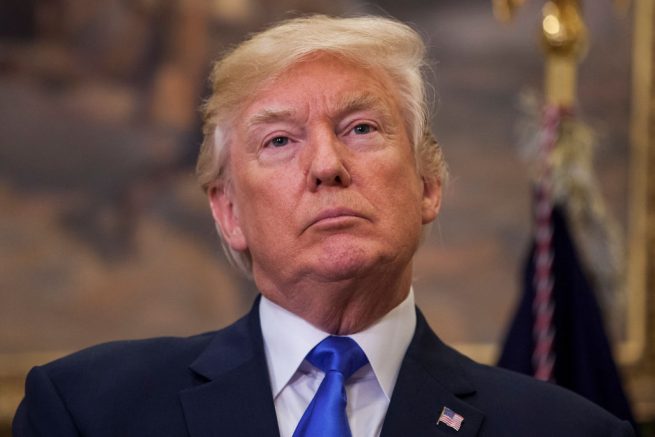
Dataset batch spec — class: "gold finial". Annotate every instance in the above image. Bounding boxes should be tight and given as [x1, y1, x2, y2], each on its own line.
[541, 0, 587, 57]
[540, 0, 588, 106]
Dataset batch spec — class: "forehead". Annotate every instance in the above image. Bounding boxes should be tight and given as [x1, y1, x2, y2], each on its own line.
[238, 54, 402, 122]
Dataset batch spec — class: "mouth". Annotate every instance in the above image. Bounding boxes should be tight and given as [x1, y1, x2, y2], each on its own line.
[304, 208, 367, 232]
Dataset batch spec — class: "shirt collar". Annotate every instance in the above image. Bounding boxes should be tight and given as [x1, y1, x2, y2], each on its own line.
[259, 289, 416, 401]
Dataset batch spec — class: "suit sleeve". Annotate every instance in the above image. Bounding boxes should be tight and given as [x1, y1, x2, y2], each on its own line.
[12, 366, 82, 437]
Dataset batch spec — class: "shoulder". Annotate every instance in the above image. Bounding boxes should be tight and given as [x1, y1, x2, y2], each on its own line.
[409, 309, 634, 436]
[40, 331, 215, 385]
[23, 332, 218, 416]
[13, 308, 263, 436]
[464, 357, 634, 436]
[34, 304, 259, 391]
[15, 331, 220, 436]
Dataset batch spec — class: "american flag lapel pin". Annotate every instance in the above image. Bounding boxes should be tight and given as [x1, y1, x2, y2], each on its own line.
[437, 406, 464, 431]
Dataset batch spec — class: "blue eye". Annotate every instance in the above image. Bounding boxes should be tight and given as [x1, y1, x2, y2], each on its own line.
[269, 136, 289, 147]
[352, 124, 373, 135]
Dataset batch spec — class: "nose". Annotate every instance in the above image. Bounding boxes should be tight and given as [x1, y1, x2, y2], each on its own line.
[306, 132, 352, 191]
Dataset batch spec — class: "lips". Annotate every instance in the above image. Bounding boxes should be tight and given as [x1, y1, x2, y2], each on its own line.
[304, 207, 367, 231]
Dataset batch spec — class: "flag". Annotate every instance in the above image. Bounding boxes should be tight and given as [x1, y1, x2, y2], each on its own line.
[437, 406, 464, 431]
[497, 205, 637, 429]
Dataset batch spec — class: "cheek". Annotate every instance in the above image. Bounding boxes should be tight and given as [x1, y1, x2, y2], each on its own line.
[235, 172, 300, 236]
[386, 169, 424, 229]
[373, 155, 422, 203]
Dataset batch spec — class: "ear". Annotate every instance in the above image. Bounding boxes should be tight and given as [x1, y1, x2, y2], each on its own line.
[208, 183, 248, 251]
[420, 176, 442, 224]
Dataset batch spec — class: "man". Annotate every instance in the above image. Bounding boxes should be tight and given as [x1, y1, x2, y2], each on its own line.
[14, 15, 634, 437]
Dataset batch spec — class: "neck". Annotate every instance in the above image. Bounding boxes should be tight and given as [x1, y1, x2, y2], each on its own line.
[255, 262, 414, 334]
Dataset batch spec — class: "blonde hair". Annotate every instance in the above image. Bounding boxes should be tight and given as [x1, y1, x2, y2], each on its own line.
[197, 14, 448, 275]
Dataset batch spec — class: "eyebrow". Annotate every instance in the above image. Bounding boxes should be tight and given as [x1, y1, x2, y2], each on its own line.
[246, 108, 297, 129]
[245, 93, 397, 131]
[334, 93, 390, 116]
[331, 93, 396, 128]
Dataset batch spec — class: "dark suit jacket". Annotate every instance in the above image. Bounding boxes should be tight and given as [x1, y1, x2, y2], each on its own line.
[13, 299, 634, 436]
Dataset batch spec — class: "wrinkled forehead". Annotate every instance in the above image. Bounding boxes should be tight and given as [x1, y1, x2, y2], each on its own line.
[234, 53, 406, 131]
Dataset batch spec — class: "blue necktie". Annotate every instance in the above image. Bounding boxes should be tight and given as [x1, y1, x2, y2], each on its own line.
[292, 336, 368, 437]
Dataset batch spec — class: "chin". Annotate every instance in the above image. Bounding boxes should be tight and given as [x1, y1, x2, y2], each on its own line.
[311, 243, 386, 282]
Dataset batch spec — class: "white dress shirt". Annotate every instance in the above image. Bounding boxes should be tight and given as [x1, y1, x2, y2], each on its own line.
[259, 289, 417, 437]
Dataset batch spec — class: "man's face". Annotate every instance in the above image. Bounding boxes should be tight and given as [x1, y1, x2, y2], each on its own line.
[210, 54, 440, 295]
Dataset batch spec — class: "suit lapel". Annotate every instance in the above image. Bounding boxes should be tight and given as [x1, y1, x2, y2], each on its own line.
[381, 310, 485, 437]
[180, 298, 280, 437]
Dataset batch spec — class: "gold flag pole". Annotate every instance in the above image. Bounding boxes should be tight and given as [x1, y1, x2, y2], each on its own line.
[493, 0, 628, 349]
[541, 0, 587, 107]
[494, 0, 641, 423]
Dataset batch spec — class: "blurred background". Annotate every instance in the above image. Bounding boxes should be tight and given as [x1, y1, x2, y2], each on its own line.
[1, 0, 653, 434]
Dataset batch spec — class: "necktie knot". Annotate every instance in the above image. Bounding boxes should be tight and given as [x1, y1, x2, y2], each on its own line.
[306, 336, 368, 380]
